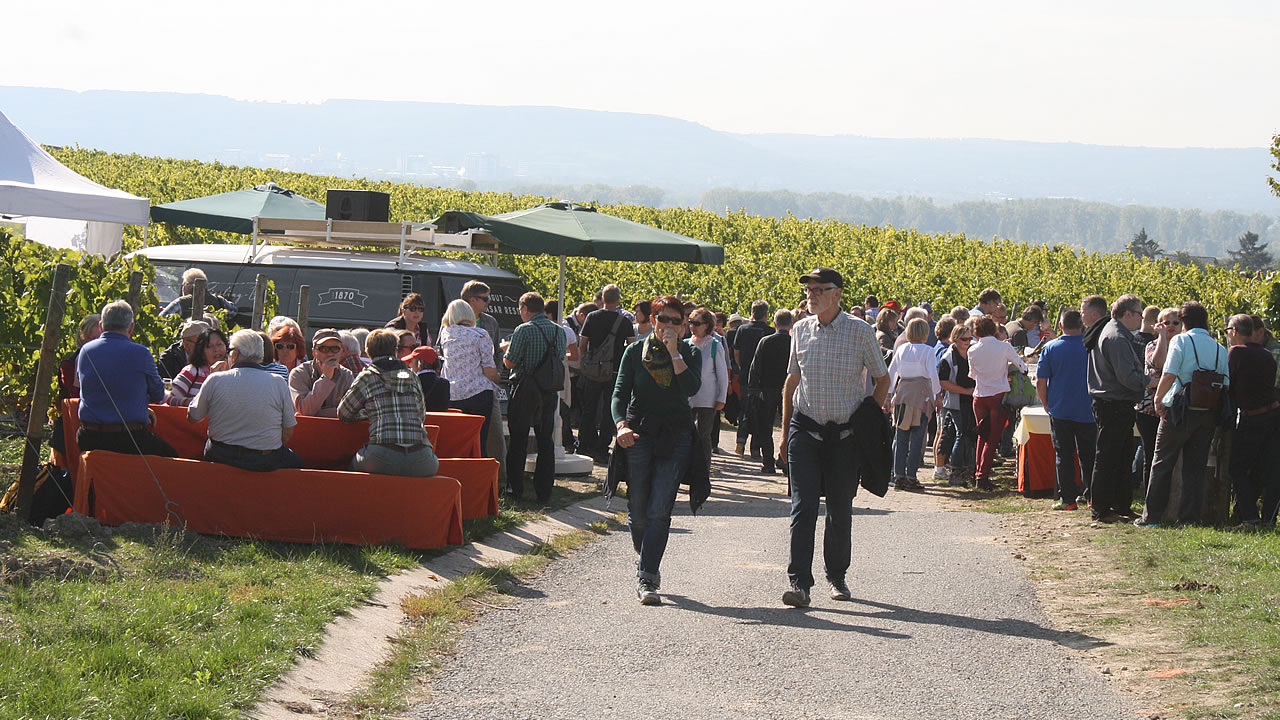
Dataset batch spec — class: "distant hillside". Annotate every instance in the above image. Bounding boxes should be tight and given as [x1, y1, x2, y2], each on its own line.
[699, 189, 1279, 259]
[2, 86, 1276, 215]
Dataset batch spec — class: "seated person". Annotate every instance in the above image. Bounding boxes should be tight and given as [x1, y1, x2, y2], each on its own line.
[289, 329, 354, 417]
[167, 328, 229, 406]
[256, 331, 290, 378]
[76, 301, 178, 457]
[188, 330, 303, 472]
[406, 344, 451, 412]
[338, 329, 439, 477]
[159, 268, 241, 323]
[339, 330, 367, 375]
[156, 320, 209, 380]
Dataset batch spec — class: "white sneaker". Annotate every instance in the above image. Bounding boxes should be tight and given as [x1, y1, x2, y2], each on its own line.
[933, 466, 950, 481]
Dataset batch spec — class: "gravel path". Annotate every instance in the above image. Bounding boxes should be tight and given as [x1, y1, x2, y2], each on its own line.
[411, 434, 1135, 720]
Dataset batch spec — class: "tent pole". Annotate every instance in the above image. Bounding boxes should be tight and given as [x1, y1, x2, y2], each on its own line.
[558, 255, 566, 324]
[142, 224, 149, 248]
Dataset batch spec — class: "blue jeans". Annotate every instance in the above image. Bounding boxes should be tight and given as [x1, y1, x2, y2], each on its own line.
[625, 430, 693, 583]
[351, 443, 439, 477]
[786, 421, 859, 590]
[204, 440, 304, 472]
[893, 422, 927, 480]
[946, 406, 975, 469]
[1048, 417, 1095, 504]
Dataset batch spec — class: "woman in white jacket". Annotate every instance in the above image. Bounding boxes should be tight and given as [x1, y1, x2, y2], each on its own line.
[966, 316, 1028, 491]
[886, 319, 942, 490]
[687, 308, 728, 469]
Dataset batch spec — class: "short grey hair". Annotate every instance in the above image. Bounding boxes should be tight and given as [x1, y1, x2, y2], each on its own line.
[339, 330, 361, 356]
[228, 329, 264, 363]
[180, 267, 208, 293]
[1111, 294, 1143, 320]
[100, 300, 134, 332]
[441, 298, 476, 328]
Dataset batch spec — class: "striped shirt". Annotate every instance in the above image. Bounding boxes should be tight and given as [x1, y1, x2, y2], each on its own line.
[168, 364, 212, 406]
[788, 311, 887, 425]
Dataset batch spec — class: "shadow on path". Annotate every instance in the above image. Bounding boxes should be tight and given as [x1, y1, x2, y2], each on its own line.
[663, 594, 913, 639]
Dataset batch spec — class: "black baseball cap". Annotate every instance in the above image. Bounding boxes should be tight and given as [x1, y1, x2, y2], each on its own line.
[799, 267, 843, 289]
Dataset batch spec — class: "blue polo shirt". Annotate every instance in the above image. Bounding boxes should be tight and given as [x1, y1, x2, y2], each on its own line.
[77, 331, 165, 424]
[1036, 333, 1093, 423]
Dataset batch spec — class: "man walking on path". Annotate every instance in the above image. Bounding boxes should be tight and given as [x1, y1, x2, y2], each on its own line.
[504, 293, 567, 503]
[578, 284, 635, 463]
[748, 309, 792, 474]
[733, 300, 774, 457]
[1085, 294, 1147, 523]
[1035, 310, 1094, 511]
[778, 268, 889, 607]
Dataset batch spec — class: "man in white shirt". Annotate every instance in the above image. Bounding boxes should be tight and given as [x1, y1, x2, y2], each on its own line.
[189, 330, 302, 472]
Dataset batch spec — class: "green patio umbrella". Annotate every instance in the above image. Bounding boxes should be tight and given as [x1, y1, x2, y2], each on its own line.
[433, 202, 724, 265]
[150, 182, 325, 234]
[433, 202, 724, 320]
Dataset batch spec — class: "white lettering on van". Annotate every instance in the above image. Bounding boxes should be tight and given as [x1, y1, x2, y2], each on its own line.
[317, 288, 369, 308]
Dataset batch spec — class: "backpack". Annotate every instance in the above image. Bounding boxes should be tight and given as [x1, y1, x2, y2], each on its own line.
[1187, 339, 1226, 412]
[1004, 366, 1037, 408]
[1, 463, 73, 526]
[581, 312, 626, 383]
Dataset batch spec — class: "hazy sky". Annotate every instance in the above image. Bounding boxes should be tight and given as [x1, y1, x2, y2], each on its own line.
[9, 0, 1277, 148]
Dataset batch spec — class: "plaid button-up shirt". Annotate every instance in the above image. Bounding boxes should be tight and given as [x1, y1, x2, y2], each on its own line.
[788, 311, 887, 425]
[505, 315, 567, 381]
[338, 359, 427, 446]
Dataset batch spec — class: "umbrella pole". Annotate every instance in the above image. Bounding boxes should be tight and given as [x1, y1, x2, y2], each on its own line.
[543, 254, 591, 475]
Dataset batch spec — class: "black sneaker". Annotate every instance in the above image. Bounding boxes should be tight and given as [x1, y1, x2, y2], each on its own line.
[782, 584, 810, 608]
[828, 579, 852, 601]
[637, 579, 661, 606]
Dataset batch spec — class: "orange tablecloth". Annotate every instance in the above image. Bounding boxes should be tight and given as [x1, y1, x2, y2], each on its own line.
[1017, 433, 1058, 495]
[425, 411, 484, 459]
[437, 458, 499, 520]
[76, 451, 464, 549]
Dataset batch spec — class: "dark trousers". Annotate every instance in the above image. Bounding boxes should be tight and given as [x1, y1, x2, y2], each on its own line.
[77, 426, 178, 458]
[1135, 412, 1161, 493]
[737, 392, 756, 446]
[506, 389, 558, 501]
[1141, 410, 1217, 524]
[205, 440, 303, 472]
[1091, 398, 1138, 518]
[1231, 408, 1280, 524]
[449, 390, 494, 456]
[753, 388, 782, 468]
[578, 377, 615, 457]
[786, 421, 859, 590]
[1048, 416, 1095, 505]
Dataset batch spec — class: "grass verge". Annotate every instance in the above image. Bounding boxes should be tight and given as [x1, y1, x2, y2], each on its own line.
[949, 460, 1280, 719]
[339, 518, 617, 717]
[0, 458, 603, 719]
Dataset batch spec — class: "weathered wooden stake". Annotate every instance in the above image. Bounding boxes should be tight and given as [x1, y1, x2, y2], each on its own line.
[126, 271, 143, 313]
[190, 277, 207, 321]
[297, 285, 311, 338]
[251, 274, 268, 330]
[15, 264, 72, 521]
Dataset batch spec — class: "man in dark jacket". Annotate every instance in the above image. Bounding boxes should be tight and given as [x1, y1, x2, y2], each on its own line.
[733, 300, 774, 457]
[748, 309, 792, 474]
[1085, 294, 1147, 523]
[156, 320, 210, 380]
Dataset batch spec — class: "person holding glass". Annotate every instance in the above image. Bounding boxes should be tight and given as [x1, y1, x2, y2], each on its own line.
[612, 295, 702, 606]
[438, 299, 501, 455]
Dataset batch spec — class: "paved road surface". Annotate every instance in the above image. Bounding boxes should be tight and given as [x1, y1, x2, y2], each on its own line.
[412, 435, 1134, 720]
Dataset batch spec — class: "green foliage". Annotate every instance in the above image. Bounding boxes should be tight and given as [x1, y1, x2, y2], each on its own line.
[1227, 231, 1273, 272]
[34, 146, 1273, 369]
[1270, 133, 1279, 199]
[1126, 227, 1160, 259]
[0, 229, 180, 413]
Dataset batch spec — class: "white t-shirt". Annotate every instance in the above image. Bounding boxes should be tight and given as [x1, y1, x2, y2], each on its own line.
[189, 366, 296, 451]
[967, 337, 1028, 398]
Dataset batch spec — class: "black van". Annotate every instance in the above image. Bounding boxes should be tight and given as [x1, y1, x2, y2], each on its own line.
[131, 243, 529, 334]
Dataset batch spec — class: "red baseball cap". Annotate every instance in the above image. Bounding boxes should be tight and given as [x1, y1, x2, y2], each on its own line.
[407, 344, 438, 365]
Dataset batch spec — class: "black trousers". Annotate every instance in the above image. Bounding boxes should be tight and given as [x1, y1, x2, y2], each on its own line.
[752, 388, 782, 467]
[578, 377, 615, 458]
[506, 389, 558, 502]
[77, 426, 178, 458]
[1091, 398, 1137, 518]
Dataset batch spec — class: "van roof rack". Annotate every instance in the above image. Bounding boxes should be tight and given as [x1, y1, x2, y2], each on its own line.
[248, 217, 500, 267]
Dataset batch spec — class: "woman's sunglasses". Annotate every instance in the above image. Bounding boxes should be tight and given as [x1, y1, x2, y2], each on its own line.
[656, 316, 683, 325]
[274, 342, 297, 350]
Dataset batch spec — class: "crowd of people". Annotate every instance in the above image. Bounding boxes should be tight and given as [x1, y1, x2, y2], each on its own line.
[60, 264, 1280, 608]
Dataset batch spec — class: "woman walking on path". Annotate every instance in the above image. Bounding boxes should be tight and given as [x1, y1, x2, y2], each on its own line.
[612, 295, 702, 606]
[886, 318, 941, 490]
[687, 308, 727, 471]
[966, 317, 1026, 491]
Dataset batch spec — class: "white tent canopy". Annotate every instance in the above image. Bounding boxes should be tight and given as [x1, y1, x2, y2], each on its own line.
[0, 109, 149, 255]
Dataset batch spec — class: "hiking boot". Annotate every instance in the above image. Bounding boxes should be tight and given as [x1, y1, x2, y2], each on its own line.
[734, 443, 746, 455]
[828, 579, 852, 601]
[760, 463, 777, 475]
[1052, 501, 1078, 511]
[975, 478, 996, 492]
[782, 584, 810, 608]
[637, 579, 661, 606]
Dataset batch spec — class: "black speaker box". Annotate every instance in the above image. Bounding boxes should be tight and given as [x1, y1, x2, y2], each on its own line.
[326, 189, 390, 222]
